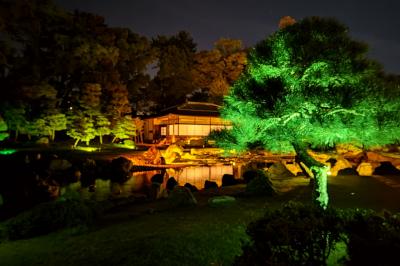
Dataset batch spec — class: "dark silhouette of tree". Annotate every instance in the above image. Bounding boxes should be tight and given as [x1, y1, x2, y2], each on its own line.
[217, 17, 399, 209]
[149, 31, 197, 111]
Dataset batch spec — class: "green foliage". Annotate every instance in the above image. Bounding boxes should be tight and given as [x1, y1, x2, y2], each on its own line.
[94, 114, 110, 144]
[46, 113, 67, 141]
[217, 17, 400, 208]
[67, 112, 96, 146]
[220, 17, 398, 153]
[245, 170, 275, 196]
[0, 115, 9, 141]
[234, 202, 344, 266]
[111, 115, 135, 142]
[4, 199, 102, 240]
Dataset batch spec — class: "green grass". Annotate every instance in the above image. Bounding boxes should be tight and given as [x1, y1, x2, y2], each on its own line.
[0, 197, 269, 266]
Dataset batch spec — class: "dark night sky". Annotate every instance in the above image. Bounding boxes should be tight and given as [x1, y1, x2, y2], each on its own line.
[56, 0, 400, 74]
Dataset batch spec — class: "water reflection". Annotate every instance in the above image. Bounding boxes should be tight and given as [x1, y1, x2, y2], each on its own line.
[61, 164, 234, 200]
[168, 164, 233, 188]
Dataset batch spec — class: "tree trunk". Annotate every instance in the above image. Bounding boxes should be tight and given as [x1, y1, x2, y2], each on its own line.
[74, 138, 80, 148]
[99, 135, 103, 145]
[293, 142, 329, 209]
[112, 136, 117, 143]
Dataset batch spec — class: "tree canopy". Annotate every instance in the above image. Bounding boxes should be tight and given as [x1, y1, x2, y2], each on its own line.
[217, 17, 400, 208]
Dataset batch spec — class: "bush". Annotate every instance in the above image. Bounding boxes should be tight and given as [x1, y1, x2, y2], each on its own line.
[235, 203, 400, 265]
[234, 202, 344, 266]
[5, 199, 102, 240]
[245, 170, 275, 196]
[343, 209, 400, 266]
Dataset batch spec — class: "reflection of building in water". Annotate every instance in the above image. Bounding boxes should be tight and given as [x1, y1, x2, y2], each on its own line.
[61, 165, 235, 200]
[173, 164, 233, 188]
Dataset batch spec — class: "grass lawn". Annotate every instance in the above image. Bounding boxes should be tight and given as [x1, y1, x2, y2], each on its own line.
[0, 193, 277, 266]
[1, 174, 399, 266]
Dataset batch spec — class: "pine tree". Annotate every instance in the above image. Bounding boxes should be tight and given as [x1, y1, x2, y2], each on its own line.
[217, 17, 400, 209]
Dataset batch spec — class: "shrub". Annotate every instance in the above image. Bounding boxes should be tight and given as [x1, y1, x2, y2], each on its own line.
[234, 202, 343, 266]
[245, 170, 275, 196]
[343, 209, 400, 266]
[5, 199, 102, 240]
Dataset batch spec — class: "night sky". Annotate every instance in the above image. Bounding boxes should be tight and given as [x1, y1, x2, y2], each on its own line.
[56, 0, 400, 74]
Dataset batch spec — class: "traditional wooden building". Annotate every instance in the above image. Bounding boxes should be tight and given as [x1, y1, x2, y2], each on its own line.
[143, 101, 232, 143]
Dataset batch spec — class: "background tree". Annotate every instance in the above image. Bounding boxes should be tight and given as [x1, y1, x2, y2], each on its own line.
[192, 38, 247, 103]
[134, 117, 144, 143]
[279, 16, 297, 29]
[148, 31, 197, 111]
[217, 17, 399, 209]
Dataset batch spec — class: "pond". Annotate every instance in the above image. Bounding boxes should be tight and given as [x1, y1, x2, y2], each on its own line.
[62, 164, 235, 201]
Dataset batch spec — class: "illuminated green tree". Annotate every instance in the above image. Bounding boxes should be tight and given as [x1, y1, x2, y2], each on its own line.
[67, 112, 96, 147]
[218, 17, 400, 209]
[111, 115, 135, 143]
[46, 113, 67, 141]
[0, 115, 9, 141]
[94, 114, 111, 144]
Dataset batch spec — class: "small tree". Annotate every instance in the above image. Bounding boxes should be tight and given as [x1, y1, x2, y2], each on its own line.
[0, 115, 9, 141]
[94, 114, 111, 144]
[67, 112, 96, 147]
[111, 115, 135, 143]
[218, 17, 400, 209]
[46, 113, 67, 141]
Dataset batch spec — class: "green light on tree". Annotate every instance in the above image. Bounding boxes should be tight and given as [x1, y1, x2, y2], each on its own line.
[216, 17, 400, 209]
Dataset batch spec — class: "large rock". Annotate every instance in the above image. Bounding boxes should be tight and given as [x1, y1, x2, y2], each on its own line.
[242, 169, 259, 184]
[336, 143, 363, 157]
[267, 162, 295, 178]
[222, 174, 238, 187]
[204, 180, 218, 190]
[143, 146, 162, 165]
[373, 162, 400, 175]
[184, 183, 198, 192]
[110, 157, 133, 182]
[208, 196, 236, 207]
[367, 152, 400, 169]
[330, 157, 353, 176]
[151, 173, 164, 184]
[168, 186, 197, 207]
[162, 144, 184, 164]
[246, 170, 275, 196]
[166, 177, 178, 191]
[356, 162, 380, 176]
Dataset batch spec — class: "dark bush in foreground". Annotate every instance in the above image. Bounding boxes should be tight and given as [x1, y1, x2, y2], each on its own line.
[245, 170, 275, 196]
[344, 209, 400, 266]
[234, 202, 343, 266]
[235, 202, 400, 265]
[5, 199, 102, 240]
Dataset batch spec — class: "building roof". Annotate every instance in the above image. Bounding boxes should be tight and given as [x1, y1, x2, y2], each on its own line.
[158, 101, 222, 117]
